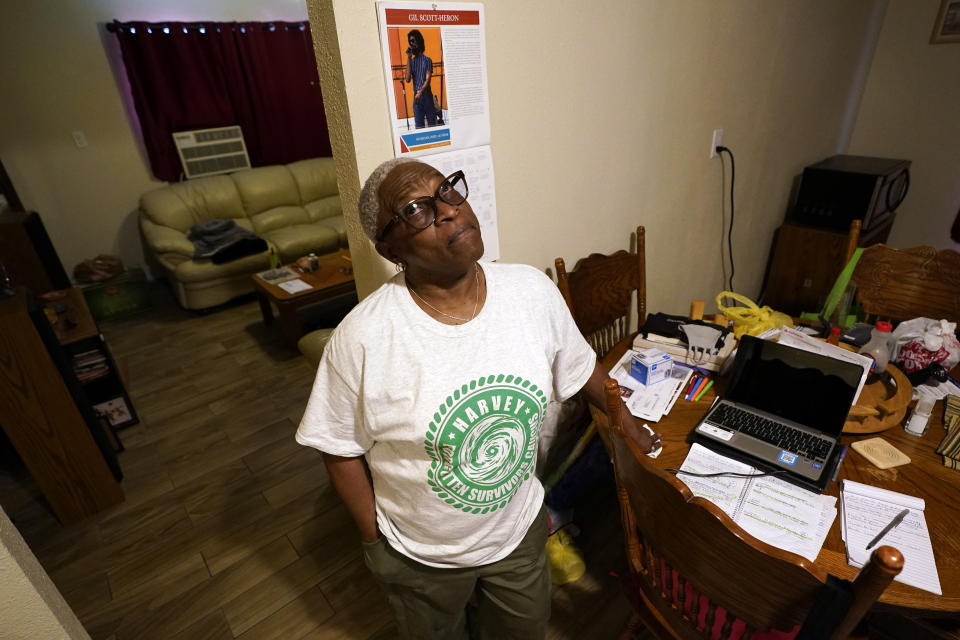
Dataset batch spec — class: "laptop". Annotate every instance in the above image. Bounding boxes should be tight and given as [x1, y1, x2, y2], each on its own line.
[690, 335, 863, 493]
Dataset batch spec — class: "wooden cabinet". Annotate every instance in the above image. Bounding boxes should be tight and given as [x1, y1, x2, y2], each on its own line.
[0, 289, 124, 524]
[762, 218, 894, 317]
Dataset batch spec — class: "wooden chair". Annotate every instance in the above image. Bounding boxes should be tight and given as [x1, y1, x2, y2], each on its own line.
[600, 379, 903, 640]
[555, 225, 646, 357]
[849, 244, 960, 323]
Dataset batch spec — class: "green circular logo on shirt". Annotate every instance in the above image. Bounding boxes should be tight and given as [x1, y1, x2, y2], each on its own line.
[425, 374, 547, 514]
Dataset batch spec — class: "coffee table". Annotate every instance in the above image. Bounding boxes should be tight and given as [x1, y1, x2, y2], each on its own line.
[252, 249, 356, 348]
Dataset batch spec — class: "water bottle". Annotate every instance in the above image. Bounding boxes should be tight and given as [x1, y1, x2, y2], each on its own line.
[859, 320, 893, 378]
[827, 327, 842, 345]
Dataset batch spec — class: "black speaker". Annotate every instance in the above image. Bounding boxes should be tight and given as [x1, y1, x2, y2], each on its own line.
[0, 210, 71, 293]
[791, 155, 910, 232]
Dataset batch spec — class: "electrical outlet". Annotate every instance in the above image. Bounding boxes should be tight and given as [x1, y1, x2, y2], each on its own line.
[710, 128, 723, 158]
[72, 130, 88, 148]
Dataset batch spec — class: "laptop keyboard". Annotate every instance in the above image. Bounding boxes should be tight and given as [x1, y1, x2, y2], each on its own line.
[709, 404, 833, 461]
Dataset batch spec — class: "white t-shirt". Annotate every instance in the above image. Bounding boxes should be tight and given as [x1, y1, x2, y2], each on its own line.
[296, 262, 596, 568]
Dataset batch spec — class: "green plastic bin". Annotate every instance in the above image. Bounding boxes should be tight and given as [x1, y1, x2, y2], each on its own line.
[81, 268, 152, 320]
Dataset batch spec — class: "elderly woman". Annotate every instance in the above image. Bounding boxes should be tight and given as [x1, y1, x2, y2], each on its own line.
[297, 158, 660, 639]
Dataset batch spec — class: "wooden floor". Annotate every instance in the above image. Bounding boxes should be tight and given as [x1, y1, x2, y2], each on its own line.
[2, 284, 635, 639]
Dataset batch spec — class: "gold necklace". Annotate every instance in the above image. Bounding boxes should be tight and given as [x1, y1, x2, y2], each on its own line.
[408, 264, 480, 323]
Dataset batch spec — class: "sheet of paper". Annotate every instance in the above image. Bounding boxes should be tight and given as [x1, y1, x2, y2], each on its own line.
[913, 379, 960, 401]
[842, 482, 941, 595]
[841, 480, 926, 510]
[626, 375, 684, 422]
[257, 267, 297, 284]
[664, 365, 695, 414]
[608, 349, 638, 390]
[778, 327, 872, 404]
[678, 443, 755, 517]
[607, 349, 689, 422]
[679, 444, 835, 562]
[278, 279, 312, 294]
[755, 328, 781, 340]
[376, 2, 490, 157]
[736, 476, 836, 562]
[422, 146, 499, 260]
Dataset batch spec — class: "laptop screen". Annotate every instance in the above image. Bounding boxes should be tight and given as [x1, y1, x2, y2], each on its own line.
[724, 335, 862, 436]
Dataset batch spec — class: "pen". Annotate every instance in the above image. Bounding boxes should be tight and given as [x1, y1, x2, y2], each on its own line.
[684, 376, 700, 402]
[689, 377, 709, 402]
[865, 508, 909, 550]
[693, 379, 714, 402]
[830, 445, 848, 483]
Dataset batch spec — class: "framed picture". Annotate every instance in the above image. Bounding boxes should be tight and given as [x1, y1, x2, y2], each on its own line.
[931, 0, 960, 44]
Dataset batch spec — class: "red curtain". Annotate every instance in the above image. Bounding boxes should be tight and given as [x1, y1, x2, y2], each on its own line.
[112, 21, 332, 182]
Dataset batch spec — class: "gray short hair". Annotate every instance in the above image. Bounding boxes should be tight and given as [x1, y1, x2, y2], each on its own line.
[358, 157, 417, 241]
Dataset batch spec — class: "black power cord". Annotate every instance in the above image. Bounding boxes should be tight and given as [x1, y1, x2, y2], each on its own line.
[667, 468, 788, 479]
[716, 145, 735, 291]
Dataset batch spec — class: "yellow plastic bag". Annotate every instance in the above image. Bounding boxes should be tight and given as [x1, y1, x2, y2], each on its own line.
[546, 528, 585, 584]
[716, 291, 793, 339]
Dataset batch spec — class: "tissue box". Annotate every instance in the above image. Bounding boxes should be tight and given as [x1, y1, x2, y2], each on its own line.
[630, 348, 673, 385]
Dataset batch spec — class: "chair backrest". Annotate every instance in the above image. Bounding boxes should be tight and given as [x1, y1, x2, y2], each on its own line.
[850, 244, 960, 323]
[600, 379, 902, 640]
[555, 225, 646, 357]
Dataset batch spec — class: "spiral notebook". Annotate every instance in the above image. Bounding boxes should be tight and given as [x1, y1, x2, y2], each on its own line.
[840, 480, 941, 595]
[678, 444, 836, 562]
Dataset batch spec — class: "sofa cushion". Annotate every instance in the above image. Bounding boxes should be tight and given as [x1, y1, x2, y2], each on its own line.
[140, 217, 195, 257]
[234, 217, 256, 232]
[232, 165, 300, 216]
[141, 175, 244, 232]
[317, 215, 348, 247]
[172, 249, 270, 283]
[249, 206, 310, 235]
[263, 223, 340, 261]
[289, 157, 338, 204]
[304, 194, 342, 222]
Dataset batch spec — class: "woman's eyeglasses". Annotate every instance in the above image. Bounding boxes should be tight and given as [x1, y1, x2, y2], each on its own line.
[376, 170, 468, 241]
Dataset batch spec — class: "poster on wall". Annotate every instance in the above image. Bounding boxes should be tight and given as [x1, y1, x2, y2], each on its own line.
[376, 2, 490, 157]
[421, 145, 499, 260]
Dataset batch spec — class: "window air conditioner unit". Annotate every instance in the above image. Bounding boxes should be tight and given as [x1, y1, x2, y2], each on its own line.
[172, 125, 251, 179]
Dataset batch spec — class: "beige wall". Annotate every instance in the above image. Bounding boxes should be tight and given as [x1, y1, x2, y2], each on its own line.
[0, 0, 309, 280]
[848, 0, 960, 251]
[321, 0, 883, 315]
[1, 506, 90, 639]
[308, 0, 398, 296]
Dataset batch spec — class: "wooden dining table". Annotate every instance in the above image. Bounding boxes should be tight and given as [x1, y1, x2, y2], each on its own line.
[598, 334, 960, 615]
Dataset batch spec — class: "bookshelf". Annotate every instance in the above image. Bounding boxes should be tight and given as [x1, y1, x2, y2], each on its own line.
[52, 288, 138, 436]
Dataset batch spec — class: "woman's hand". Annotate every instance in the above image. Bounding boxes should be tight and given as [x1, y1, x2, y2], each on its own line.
[622, 405, 662, 454]
[581, 363, 662, 454]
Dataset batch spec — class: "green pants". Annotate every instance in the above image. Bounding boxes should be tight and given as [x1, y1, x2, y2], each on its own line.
[362, 505, 551, 640]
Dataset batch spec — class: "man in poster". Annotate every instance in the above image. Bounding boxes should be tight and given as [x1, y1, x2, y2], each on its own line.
[405, 29, 437, 128]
